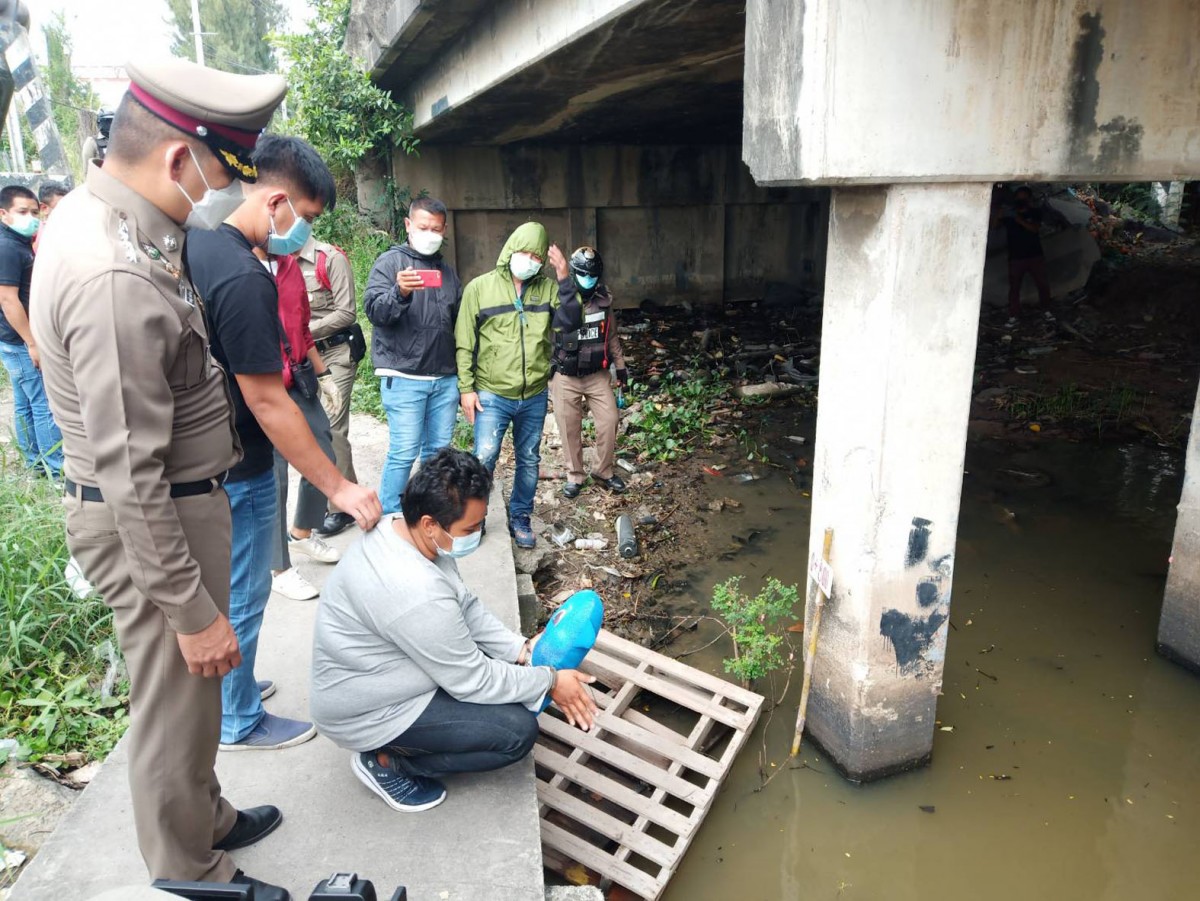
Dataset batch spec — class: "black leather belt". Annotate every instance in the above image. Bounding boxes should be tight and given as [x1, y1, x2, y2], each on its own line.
[315, 329, 352, 354]
[65, 473, 227, 503]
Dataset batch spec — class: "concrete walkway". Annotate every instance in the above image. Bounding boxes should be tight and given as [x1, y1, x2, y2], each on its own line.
[10, 412, 545, 901]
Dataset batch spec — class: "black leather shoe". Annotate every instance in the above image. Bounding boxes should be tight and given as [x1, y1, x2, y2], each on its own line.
[592, 473, 627, 494]
[213, 806, 283, 851]
[562, 481, 583, 499]
[315, 511, 355, 537]
[232, 870, 291, 901]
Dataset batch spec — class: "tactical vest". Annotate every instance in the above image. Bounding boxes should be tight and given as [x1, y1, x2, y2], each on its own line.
[553, 306, 610, 378]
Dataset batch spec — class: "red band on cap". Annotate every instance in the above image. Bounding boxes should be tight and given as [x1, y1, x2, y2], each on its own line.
[130, 83, 259, 150]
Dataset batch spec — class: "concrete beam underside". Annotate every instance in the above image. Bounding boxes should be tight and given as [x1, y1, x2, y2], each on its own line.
[10, 427, 544, 901]
[805, 183, 991, 782]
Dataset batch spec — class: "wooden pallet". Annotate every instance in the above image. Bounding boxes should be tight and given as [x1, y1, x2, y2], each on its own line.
[536, 629, 764, 900]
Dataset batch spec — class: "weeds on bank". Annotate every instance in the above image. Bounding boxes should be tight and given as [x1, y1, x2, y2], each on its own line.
[625, 369, 729, 462]
[0, 452, 127, 769]
[998, 381, 1150, 440]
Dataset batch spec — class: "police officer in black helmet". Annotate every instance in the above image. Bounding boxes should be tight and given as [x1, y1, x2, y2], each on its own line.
[546, 244, 628, 499]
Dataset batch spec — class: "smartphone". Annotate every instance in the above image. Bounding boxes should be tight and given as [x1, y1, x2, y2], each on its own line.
[414, 269, 442, 288]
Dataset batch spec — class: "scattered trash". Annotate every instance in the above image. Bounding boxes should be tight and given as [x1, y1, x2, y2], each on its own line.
[990, 773, 1013, 781]
[615, 514, 638, 559]
[574, 538, 609, 551]
[703, 466, 725, 477]
[785, 435, 807, 445]
[2, 846, 27, 872]
[919, 805, 936, 814]
[1014, 365, 1038, 375]
[551, 524, 576, 548]
[729, 472, 760, 484]
[615, 458, 638, 474]
[64, 555, 96, 599]
[734, 381, 807, 400]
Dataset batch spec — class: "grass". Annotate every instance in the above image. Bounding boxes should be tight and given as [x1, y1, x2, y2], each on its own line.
[0, 449, 127, 770]
[999, 381, 1145, 439]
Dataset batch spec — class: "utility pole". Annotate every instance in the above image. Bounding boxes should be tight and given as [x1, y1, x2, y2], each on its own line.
[190, 0, 205, 65]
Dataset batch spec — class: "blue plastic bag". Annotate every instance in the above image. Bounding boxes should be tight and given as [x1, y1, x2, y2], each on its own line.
[531, 589, 604, 710]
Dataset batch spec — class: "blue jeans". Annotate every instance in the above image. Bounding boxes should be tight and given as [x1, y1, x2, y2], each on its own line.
[0, 341, 63, 477]
[379, 375, 459, 515]
[378, 689, 539, 779]
[221, 469, 276, 743]
[473, 389, 548, 520]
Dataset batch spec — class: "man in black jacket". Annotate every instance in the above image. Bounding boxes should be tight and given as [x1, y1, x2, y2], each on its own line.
[364, 197, 463, 514]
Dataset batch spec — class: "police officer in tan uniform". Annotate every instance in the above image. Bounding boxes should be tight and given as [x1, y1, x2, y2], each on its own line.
[297, 234, 360, 537]
[30, 59, 292, 899]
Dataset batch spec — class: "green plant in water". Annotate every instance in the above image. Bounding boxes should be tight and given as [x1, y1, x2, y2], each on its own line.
[710, 576, 800, 686]
[625, 369, 728, 462]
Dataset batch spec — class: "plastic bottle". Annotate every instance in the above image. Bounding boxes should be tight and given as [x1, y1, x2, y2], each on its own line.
[574, 538, 608, 550]
[616, 386, 627, 410]
[615, 514, 638, 559]
[531, 589, 605, 711]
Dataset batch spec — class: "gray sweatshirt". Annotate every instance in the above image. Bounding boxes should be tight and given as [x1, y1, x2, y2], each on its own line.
[310, 516, 554, 752]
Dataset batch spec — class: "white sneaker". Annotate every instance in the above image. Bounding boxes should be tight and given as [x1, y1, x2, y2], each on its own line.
[272, 568, 319, 600]
[288, 534, 341, 563]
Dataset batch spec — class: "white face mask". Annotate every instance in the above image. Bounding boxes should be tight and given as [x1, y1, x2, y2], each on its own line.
[509, 252, 542, 281]
[175, 146, 245, 230]
[409, 228, 444, 256]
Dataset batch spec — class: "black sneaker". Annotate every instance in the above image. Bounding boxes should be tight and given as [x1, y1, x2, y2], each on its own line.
[592, 473, 627, 494]
[352, 752, 447, 812]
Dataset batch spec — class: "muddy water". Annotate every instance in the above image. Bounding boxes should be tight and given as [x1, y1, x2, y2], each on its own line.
[657, 434, 1200, 900]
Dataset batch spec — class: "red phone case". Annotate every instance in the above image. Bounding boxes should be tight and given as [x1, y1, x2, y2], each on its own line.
[415, 269, 443, 288]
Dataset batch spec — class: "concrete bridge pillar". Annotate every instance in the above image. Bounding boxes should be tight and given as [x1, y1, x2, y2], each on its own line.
[804, 182, 991, 781]
[1159, 384, 1200, 674]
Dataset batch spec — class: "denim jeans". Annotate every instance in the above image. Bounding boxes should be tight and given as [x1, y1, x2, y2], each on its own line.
[377, 688, 539, 779]
[0, 341, 63, 477]
[473, 389, 548, 520]
[379, 375, 459, 515]
[272, 387, 336, 571]
[221, 469, 276, 743]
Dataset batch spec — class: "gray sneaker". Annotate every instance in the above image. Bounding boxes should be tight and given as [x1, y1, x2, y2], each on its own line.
[220, 713, 317, 752]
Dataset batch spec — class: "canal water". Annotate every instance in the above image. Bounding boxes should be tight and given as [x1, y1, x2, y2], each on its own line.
[658, 433, 1200, 900]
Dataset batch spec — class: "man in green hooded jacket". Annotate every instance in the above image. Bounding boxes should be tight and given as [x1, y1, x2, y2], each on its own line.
[455, 222, 558, 548]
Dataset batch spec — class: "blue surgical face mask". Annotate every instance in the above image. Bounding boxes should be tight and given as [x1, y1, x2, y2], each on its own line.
[267, 196, 312, 256]
[436, 524, 482, 559]
[7, 212, 39, 238]
[576, 274, 598, 290]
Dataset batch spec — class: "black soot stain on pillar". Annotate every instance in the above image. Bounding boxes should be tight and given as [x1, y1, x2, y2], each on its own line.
[880, 609, 948, 669]
[906, 517, 932, 567]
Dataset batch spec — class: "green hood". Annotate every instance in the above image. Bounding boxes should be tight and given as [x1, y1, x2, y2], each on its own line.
[495, 222, 550, 273]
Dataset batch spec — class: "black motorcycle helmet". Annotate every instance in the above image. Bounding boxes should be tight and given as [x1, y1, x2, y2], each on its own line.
[569, 246, 602, 296]
[97, 109, 114, 139]
[570, 246, 603, 278]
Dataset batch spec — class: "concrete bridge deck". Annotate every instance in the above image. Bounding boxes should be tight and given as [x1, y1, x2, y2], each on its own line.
[9, 413, 545, 901]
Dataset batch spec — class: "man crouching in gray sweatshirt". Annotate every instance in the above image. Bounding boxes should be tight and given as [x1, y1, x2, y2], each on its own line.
[310, 448, 597, 812]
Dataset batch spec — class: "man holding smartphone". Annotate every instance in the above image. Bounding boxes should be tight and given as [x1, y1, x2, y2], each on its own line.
[363, 196, 463, 514]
